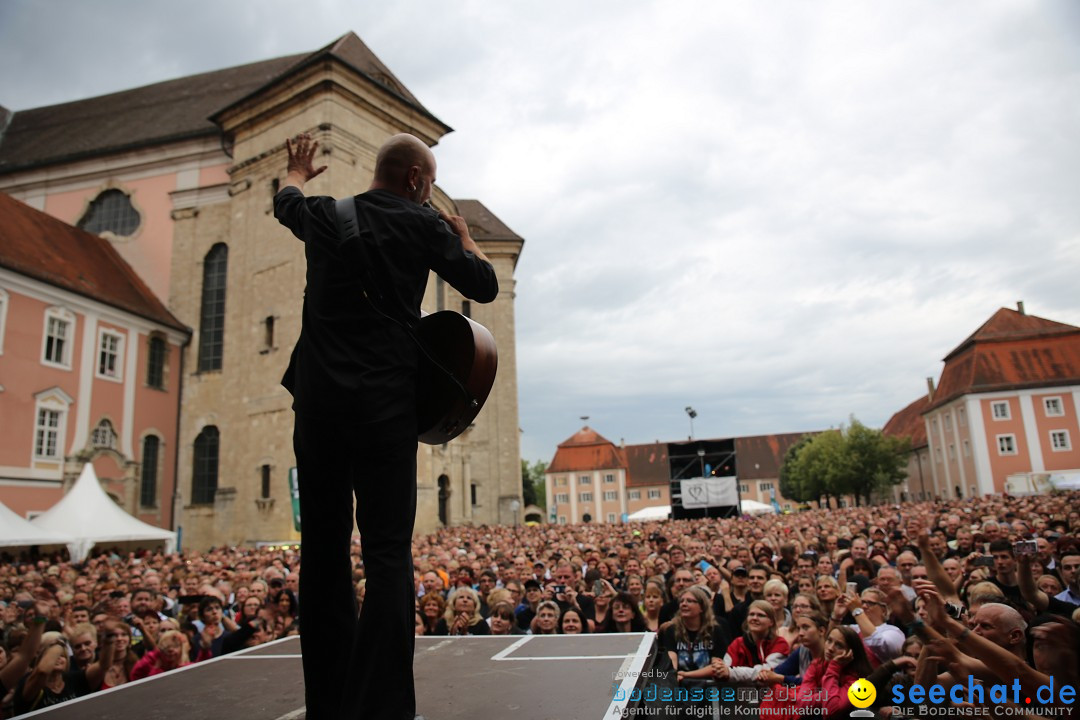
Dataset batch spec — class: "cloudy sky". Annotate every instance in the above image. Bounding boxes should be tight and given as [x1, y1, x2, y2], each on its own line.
[3, 1, 1078, 463]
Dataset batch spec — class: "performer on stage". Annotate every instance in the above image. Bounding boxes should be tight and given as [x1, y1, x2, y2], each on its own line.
[275, 132, 498, 720]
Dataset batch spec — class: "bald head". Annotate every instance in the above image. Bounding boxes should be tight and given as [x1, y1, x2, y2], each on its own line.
[972, 603, 1027, 655]
[371, 134, 436, 204]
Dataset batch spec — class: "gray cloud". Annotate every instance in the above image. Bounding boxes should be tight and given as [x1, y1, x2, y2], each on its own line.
[2, 0, 1077, 464]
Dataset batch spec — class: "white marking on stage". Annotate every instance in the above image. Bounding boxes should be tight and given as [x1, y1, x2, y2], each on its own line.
[604, 632, 656, 719]
[272, 707, 307, 720]
[490, 635, 531, 660]
[421, 639, 455, 654]
[494, 654, 629, 661]
[230, 654, 303, 659]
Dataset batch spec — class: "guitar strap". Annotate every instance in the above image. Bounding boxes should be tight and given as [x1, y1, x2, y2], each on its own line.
[333, 197, 476, 411]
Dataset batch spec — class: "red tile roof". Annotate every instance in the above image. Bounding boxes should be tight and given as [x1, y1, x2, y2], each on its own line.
[0, 193, 187, 331]
[548, 427, 627, 473]
[927, 308, 1080, 411]
[734, 433, 814, 479]
[624, 442, 670, 488]
[883, 395, 930, 448]
[620, 433, 816, 487]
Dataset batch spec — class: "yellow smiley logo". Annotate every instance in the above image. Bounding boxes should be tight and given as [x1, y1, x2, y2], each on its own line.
[848, 678, 876, 708]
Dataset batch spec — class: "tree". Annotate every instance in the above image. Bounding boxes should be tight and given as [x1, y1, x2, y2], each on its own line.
[842, 418, 910, 505]
[521, 459, 547, 509]
[778, 418, 910, 507]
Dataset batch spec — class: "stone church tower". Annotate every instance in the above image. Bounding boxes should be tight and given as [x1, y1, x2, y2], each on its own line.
[0, 32, 523, 548]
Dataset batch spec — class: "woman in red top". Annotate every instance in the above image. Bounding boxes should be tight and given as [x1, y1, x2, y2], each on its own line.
[719, 600, 790, 683]
[796, 625, 874, 718]
[130, 630, 210, 681]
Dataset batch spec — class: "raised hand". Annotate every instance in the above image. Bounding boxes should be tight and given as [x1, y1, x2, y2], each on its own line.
[285, 133, 327, 184]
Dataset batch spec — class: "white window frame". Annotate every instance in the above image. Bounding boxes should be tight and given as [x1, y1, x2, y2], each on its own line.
[1050, 430, 1071, 452]
[738, 484, 749, 493]
[1045, 397, 1065, 417]
[603, 490, 617, 501]
[604, 473, 615, 484]
[607, 513, 617, 524]
[41, 308, 75, 369]
[991, 401, 1011, 420]
[558, 516, 567, 525]
[96, 328, 124, 381]
[944, 413, 952, 431]
[958, 407, 967, 426]
[579, 492, 593, 502]
[555, 493, 569, 504]
[759, 482, 774, 491]
[34, 408, 63, 459]
[997, 434, 1017, 455]
[647, 489, 662, 500]
[32, 391, 72, 461]
[0, 287, 9, 355]
[948, 444, 956, 461]
[628, 490, 641, 500]
[579, 475, 591, 485]
[963, 440, 971, 458]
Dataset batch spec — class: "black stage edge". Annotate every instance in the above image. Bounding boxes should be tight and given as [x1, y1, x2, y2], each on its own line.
[21, 633, 660, 720]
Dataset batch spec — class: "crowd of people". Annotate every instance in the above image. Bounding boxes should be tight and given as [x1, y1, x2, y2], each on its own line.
[2, 490, 1079, 717]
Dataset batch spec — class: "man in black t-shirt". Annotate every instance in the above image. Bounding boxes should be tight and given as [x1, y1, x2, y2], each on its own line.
[986, 540, 1024, 606]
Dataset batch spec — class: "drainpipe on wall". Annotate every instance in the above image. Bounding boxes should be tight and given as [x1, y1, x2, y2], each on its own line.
[169, 334, 191, 541]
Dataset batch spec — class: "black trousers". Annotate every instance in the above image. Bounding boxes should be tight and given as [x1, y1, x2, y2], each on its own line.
[293, 412, 418, 720]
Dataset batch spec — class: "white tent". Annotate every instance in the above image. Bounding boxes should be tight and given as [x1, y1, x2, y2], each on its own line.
[626, 505, 671, 522]
[740, 499, 777, 516]
[31, 464, 176, 562]
[0, 500, 73, 549]
[1050, 473, 1080, 492]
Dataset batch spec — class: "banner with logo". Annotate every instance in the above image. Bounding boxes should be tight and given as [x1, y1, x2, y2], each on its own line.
[679, 476, 738, 509]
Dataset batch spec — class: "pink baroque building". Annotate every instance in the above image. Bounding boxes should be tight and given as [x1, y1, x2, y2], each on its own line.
[889, 304, 1080, 499]
[0, 193, 189, 525]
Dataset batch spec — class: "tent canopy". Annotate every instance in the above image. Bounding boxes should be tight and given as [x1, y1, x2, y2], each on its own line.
[0, 501, 73, 549]
[1050, 473, 1080, 492]
[740, 499, 777, 516]
[31, 464, 176, 562]
[626, 505, 671, 521]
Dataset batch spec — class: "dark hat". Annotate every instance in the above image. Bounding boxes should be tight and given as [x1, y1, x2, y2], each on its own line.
[732, 567, 749, 577]
[524, 579, 542, 591]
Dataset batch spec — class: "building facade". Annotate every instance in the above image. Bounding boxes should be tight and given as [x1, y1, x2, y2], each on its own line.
[0, 194, 188, 523]
[0, 33, 523, 547]
[882, 395, 932, 501]
[888, 305, 1080, 498]
[544, 426, 809, 523]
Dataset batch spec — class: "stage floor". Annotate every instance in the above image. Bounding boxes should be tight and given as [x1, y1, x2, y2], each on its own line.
[22, 633, 658, 720]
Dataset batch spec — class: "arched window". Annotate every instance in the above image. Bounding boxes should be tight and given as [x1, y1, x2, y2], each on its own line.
[141, 435, 160, 507]
[438, 474, 450, 526]
[78, 189, 140, 236]
[91, 419, 117, 450]
[197, 244, 228, 372]
[192, 426, 219, 504]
